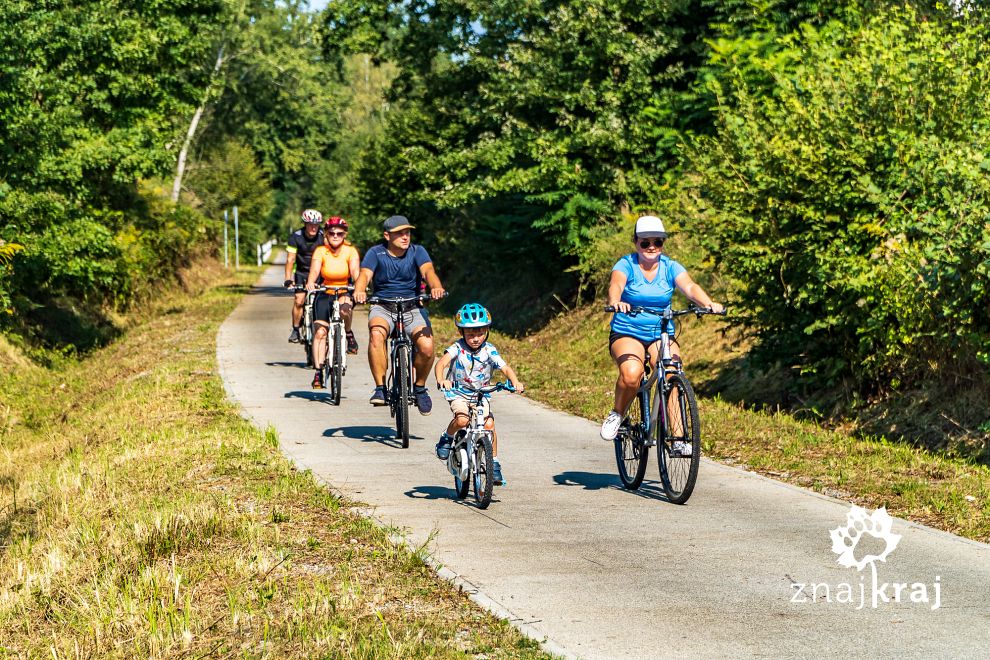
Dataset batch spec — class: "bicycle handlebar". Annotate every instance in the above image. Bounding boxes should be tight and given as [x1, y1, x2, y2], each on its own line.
[439, 380, 517, 397]
[293, 284, 355, 293]
[365, 291, 447, 306]
[604, 304, 727, 318]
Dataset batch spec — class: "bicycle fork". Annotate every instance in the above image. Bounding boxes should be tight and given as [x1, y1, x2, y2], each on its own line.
[447, 434, 472, 482]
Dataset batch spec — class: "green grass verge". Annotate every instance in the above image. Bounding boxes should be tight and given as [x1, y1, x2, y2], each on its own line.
[0, 261, 546, 657]
[442, 306, 990, 543]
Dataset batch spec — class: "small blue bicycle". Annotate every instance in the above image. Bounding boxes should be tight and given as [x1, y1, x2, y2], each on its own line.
[443, 381, 515, 509]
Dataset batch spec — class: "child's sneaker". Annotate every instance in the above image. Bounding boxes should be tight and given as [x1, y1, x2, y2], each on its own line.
[435, 433, 453, 460]
[492, 460, 505, 486]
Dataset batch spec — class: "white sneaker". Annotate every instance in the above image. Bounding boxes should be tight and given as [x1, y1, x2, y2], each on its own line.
[600, 411, 623, 441]
[671, 441, 692, 456]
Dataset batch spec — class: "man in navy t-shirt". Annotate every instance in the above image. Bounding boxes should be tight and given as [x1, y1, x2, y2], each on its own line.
[354, 215, 446, 412]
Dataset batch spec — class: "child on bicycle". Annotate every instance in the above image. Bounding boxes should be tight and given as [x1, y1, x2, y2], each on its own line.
[433, 303, 524, 486]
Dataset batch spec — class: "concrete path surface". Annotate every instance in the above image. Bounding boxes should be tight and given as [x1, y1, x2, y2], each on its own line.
[217, 264, 990, 659]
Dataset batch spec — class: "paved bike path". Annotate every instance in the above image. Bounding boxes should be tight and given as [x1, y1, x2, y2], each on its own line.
[217, 264, 990, 659]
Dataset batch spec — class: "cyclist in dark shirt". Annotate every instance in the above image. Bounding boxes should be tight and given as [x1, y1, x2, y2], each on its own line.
[284, 209, 325, 343]
[354, 215, 446, 413]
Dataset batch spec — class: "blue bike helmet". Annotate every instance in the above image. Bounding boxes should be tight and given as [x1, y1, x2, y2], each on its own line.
[455, 303, 492, 328]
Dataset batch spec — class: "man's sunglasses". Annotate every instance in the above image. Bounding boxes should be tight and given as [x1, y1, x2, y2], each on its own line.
[326, 230, 346, 237]
[638, 238, 665, 249]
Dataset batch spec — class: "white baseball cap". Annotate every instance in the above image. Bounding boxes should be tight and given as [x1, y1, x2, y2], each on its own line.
[635, 215, 667, 238]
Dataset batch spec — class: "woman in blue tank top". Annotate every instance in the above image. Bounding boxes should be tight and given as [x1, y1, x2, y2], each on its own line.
[600, 215, 724, 441]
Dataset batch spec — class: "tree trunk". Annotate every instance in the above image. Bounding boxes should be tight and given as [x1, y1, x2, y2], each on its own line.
[171, 43, 226, 203]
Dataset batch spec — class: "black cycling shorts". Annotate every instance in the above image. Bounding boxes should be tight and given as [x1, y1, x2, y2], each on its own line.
[313, 291, 352, 323]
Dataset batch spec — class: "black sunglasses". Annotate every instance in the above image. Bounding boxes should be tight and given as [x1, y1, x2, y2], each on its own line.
[638, 238, 665, 249]
[326, 230, 346, 237]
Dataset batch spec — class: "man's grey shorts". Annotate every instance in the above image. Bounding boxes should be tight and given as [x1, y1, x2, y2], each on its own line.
[369, 305, 430, 336]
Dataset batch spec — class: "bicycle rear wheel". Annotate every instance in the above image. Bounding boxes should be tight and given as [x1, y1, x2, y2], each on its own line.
[329, 326, 343, 406]
[615, 393, 649, 490]
[657, 373, 701, 504]
[394, 344, 411, 448]
[472, 433, 494, 509]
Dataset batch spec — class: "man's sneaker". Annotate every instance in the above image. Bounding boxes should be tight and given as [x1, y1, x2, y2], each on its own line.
[435, 433, 453, 460]
[288, 327, 301, 343]
[369, 386, 387, 406]
[493, 460, 505, 486]
[600, 410, 623, 441]
[346, 330, 359, 355]
[413, 385, 432, 415]
[671, 441, 693, 456]
[311, 370, 324, 389]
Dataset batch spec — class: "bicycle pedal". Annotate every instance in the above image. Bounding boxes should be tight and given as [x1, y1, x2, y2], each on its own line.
[644, 439, 657, 447]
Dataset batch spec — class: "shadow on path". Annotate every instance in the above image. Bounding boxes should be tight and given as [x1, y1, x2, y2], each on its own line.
[404, 485, 456, 500]
[268, 361, 311, 370]
[246, 285, 290, 297]
[552, 471, 673, 502]
[404, 485, 503, 512]
[285, 391, 332, 403]
[323, 425, 420, 448]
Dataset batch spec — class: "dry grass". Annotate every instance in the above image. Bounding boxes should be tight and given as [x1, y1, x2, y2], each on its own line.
[0, 260, 545, 657]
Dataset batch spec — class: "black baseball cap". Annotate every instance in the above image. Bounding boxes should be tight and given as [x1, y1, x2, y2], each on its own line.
[383, 215, 415, 232]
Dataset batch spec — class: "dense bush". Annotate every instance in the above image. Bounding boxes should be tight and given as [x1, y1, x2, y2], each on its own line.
[690, 6, 990, 394]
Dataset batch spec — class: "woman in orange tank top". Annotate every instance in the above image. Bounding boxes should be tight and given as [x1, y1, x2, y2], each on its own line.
[305, 216, 361, 388]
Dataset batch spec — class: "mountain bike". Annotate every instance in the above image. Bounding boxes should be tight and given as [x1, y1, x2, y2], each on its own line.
[309, 285, 354, 405]
[443, 382, 515, 509]
[366, 293, 435, 448]
[604, 304, 725, 504]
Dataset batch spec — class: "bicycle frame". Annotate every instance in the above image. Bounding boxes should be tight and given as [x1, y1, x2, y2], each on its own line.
[448, 392, 494, 481]
[367, 295, 428, 407]
[611, 306, 701, 439]
[444, 382, 513, 508]
[323, 286, 353, 374]
[606, 304, 725, 500]
[366, 294, 434, 448]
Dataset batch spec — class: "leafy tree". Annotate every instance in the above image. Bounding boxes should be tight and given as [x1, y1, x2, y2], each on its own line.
[0, 0, 227, 325]
[185, 139, 275, 258]
[689, 6, 990, 395]
[194, 0, 342, 234]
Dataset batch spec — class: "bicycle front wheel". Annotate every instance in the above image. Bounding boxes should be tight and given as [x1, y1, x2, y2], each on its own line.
[615, 394, 649, 490]
[472, 433, 494, 509]
[320, 334, 332, 399]
[329, 326, 343, 406]
[394, 344, 411, 448]
[452, 434, 470, 499]
[657, 373, 701, 504]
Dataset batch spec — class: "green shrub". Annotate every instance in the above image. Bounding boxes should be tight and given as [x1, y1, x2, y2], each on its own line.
[689, 7, 990, 395]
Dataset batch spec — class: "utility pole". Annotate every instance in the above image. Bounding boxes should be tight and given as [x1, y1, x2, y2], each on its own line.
[223, 209, 229, 269]
[234, 205, 240, 270]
